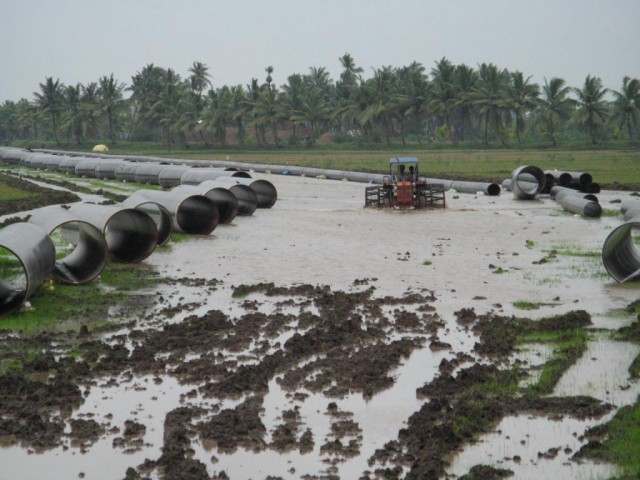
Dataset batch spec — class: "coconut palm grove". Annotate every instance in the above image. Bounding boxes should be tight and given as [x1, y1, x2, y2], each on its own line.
[0, 55, 638, 149]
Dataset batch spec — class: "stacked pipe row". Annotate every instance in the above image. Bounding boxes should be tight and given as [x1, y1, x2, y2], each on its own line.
[0, 148, 278, 317]
[502, 166, 602, 218]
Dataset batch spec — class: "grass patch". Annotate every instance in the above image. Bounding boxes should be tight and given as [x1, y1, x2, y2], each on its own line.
[601, 209, 622, 218]
[551, 247, 601, 258]
[0, 263, 161, 333]
[513, 301, 544, 310]
[581, 397, 640, 478]
[422, 260, 432, 266]
[525, 239, 535, 249]
[521, 328, 588, 395]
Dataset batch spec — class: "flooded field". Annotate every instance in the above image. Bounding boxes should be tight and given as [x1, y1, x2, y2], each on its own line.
[1, 171, 639, 479]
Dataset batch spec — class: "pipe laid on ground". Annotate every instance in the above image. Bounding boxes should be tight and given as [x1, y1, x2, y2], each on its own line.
[114, 162, 140, 182]
[127, 190, 219, 235]
[207, 177, 258, 215]
[172, 182, 238, 224]
[43, 156, 64, 171]
[180, 167, 252, 185]
[28, 205, 109, 284]
[426, 178, 500, 196]
[545, 170, 573, 187]
[556, 194, 602, 217]
[201, 176, 277, 208]
[158, 165, 192, 189]
[75, 159, 103, 177]
[69, 204, 158, 263]
[134, 163, 174, 185]
[95, 160, 127, 179]
[602, 212, 640, 283]
[550, 186, 599, 203]
[59, 156, 84, 174]
[511, 165, 545, 199]
[0, 222, 56, 317]
[121, 193, 174, 245]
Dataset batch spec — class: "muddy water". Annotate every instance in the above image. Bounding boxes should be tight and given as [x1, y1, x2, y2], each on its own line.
[1, 173, 638, 479]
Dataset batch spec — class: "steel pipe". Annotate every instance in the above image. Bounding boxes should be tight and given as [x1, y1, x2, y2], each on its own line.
[180, 167, 252, 185]
[75, 159, 103, 177]
[511, 166, 545, 199]
[550, 186, 598, 203]
[0, 222, 56, 317]
[127, 190, 219, 235]
[28, 205, 109, 284]
[602, 213, 640, 283]
[545, 170, 572, 187]
[214, 177, 277, 208]
[207, 177, 258, 216]
[621, 199, 640, 221]
[121, 193, 174, 245]
[114, 162, 139, 182]
[43, 156, 64, 171]
[427, 178, 501, 196]
[69, 204, 158, 263]
[134, 163, 174, 185]
[158, 165, 192, 189]
[59, 156, 84, 174]
[172, 182, 238, 224]
[95, 160, 127, 179]
[556, 194, 602, 217]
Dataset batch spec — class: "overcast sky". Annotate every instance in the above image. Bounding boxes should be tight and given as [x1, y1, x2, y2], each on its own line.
[1, 0, 639, 102]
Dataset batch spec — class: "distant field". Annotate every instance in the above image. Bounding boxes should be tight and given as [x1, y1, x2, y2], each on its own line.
[106, 147, 640, 188]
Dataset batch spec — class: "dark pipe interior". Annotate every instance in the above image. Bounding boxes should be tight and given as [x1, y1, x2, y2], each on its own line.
[54, 222, 108, 284]
[104, 210, 158, 263]
[177, 197, 219, 234]
[205, 188, 238, 224]
[229, 185, 258, 216]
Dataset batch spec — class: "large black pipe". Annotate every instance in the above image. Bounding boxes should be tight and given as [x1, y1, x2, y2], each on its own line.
[207, 178, 258, 215]
[128, 190, 219, 234]
[172, 182, 239, 224]
[122, 193, 174, 245]
[29, 205, 109, 284]
[180, 167, 252, 185]
[69, 204, 158, 263]
[158, 165, 192, 189]
[0, 222, 56, 316]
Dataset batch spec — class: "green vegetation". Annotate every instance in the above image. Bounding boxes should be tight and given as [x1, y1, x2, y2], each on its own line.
[422, 260, 432, 266]
[525, 239, 535, 249]
[512, 300, 560, 310]
[1, 56, 639, 171]
[520, 328, 588, 395]
[0, 263, 160, 333]
[582, 397, 640, 478]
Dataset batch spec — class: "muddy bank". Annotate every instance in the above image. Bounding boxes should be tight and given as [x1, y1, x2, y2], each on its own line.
[0, 172, 80, 215]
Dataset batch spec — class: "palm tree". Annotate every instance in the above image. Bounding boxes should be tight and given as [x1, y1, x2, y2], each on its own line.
[505, 72, 540, 144]
[252, 84, 281, 146]
[338, 53, 363, 89]
[81, 82, 101, 142]
[188, 61, 212, 97]
[430, 57, 458, 142]
[450, 64, 478, 142]
[230, 85, 249, 146]
[294, 88, 331, 140]
[34, 77, 64, 144]
[574, 75, 609, 144]
[396, 62, 429, 144]
[469, 63, 510, 145]
[280, 74, 305, 140]
[63, 84, 84, 144]
[361, 66, 398, 145]
[610, 76, 640, 142]
[98, 74, 125, 143]
[536, 77, 575, 146]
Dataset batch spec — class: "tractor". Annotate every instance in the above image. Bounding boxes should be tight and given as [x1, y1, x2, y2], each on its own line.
[365, 157, 446, 209]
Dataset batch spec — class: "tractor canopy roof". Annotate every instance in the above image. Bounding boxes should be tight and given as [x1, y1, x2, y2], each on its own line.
[389, 157, 418, 165]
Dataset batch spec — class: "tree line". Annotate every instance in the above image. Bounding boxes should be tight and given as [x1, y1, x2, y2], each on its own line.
[0, 55, 638, 148]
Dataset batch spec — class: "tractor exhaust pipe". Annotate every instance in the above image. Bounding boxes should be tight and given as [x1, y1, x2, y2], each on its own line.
[28, 205, 109, 284]
[127, 190, 219, 235]
[0, 222, 56, 317]
[69, 204, 158, 263]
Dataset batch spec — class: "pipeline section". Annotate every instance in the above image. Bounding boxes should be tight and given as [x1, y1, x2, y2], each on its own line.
[69, 204, 158, 263]
[0, 223, 56, 316]
[28, 205, 109, 284]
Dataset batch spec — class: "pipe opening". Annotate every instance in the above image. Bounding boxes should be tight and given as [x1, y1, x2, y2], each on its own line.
[248, 179, 278, 208]
[128, 202, 173, 246]
[103, 210, 158, 263]
[486, 183, 501, 196]
[203, 188, 238, 224]
[0, 246, 28, 315]
[176, 196, 219, 234]
[512, 166, 545, 199]
[602, 221, 640, 283]
[228, 185, 258, 216]
[48, 222, 108, 284]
